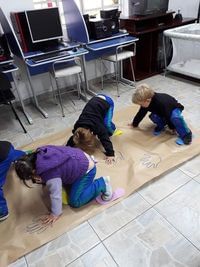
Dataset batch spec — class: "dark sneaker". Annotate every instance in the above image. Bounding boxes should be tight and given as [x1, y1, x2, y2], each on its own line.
[183, 131, 192, 145]
[0, 212, 9, 221]
[176, 132, 192, 145]
[153, 126, 165, 136]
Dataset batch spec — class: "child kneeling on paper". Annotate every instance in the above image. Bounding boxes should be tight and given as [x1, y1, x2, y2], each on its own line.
[67, 94, 118, 164]
[15, 145, 113, 224]
[130, 84, 192, 145]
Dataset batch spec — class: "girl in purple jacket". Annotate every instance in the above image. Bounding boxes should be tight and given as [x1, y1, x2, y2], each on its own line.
[15, 145, 112, 224]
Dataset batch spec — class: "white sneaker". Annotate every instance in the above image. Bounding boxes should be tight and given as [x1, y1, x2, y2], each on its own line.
[102, 176, 113, 201]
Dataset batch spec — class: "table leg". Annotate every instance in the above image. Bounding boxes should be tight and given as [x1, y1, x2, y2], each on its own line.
[25, 65, 48, 118]
[12, 72, 33, 125]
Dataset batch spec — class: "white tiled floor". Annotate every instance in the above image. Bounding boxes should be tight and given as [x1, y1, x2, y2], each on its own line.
[1, 73, 200, 267]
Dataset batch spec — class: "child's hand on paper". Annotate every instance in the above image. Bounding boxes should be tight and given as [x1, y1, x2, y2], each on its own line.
[42, 213, 61, 225]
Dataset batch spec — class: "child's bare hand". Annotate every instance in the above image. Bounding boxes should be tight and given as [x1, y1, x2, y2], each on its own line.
[105, 156, 115, 165]
[127, 123, 133, 128]
[41, 214, 60, 225]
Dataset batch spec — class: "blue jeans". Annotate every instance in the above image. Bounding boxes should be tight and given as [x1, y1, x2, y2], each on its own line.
[0, 146, 25, 215]
[149, 108, 190, 139]
[149, 113, 166, 130]
[98, 94, 116, 135]
[69, 166, 106, 208]
[170, 108, 191, 139]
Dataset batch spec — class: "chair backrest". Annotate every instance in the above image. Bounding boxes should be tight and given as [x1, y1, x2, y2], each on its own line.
[52, 57, 81, 74]
[0, 8, 25, 59]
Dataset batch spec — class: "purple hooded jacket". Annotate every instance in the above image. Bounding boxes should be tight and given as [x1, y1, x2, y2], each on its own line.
[36, 145, 89, 184]
[35, 145, 89, 216]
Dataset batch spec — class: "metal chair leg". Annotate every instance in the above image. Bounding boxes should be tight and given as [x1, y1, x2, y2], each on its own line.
[115, 61, 120, 97]
[55, 78, 65, 117]
[9, 101, 27, 133]
[77, 74, 81, 99]
[49, 73, 58, 105]
[130, 57, 136, 87]
[100, 58, 104, 90]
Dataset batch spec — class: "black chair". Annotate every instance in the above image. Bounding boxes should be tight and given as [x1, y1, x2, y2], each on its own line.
[0, 72, 27, 133]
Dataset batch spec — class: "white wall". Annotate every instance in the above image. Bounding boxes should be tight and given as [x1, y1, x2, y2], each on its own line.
[168, 0, 199, 18]
[0, 0, 33, 17]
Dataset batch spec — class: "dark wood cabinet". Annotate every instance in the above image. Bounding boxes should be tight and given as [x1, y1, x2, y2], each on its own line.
[120, 12, 196, 81]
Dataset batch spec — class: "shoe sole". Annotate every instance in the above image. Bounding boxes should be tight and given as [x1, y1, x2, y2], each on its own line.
[0, 213, 9, 221]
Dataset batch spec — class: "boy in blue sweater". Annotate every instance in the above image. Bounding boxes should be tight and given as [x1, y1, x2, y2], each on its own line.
[0, 141, 25, 221]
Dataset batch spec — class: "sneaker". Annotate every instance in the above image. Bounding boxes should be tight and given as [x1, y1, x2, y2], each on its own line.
[102, 176, 113, 201]
[183, 131, 192, 145]
[176, 132, 192, 146]
[0, 212, 9, 222]
[153, 126, 165, 136]
[175, 137, 184, 145]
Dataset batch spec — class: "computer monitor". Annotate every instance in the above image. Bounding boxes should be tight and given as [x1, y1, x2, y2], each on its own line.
[129, 0, 169, 16]
[25, 7, 63, 43]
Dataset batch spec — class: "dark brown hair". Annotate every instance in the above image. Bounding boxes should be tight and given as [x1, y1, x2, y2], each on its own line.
[15, 152, 37, 188]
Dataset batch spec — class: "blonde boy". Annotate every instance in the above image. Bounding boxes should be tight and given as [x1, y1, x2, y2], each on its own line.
[130, 84, 192, 145]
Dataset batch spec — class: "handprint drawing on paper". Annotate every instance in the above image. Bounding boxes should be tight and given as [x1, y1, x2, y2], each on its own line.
[114, 150, 125, 164]
[140, 152, 161, 168]
[26, 215, 50, 234]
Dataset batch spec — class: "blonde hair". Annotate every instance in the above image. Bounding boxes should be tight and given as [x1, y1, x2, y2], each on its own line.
[73, 127, 96, 153]
[132, 84, 155, 104]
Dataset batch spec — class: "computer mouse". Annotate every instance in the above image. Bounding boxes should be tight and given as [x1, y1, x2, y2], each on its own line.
[72, 47, 78, 52]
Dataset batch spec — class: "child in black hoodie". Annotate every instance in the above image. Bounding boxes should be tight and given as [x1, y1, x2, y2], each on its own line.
[67, 94, 116, 164]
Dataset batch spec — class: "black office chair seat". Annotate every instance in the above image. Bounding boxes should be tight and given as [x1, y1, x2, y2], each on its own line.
[0, 72, 27, 133]
[0, 87, 15, 104]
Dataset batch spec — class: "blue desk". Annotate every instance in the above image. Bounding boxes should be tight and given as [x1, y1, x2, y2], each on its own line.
[86, 35, 139, 51]
[62, 0, 139, 95]
[0, 7, 89, 123]
[22, 45, 89, 120]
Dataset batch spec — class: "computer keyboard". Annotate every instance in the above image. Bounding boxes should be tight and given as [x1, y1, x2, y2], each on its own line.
[32, 50, 70, 63]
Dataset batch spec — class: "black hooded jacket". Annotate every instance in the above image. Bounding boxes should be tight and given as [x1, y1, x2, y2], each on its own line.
[132, 92, 184, 129]
[67, 96, 115, 156]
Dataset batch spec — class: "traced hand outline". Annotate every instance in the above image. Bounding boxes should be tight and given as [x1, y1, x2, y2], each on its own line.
[114, 151, 125, 164]
[140, 152, 161, 168]
[26, 215, 51, 234]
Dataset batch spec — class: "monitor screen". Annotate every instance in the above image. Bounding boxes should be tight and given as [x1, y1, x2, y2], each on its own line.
[129, 0, 169, 16]
[147, 0, 168, 13]
[26, 7, 63, 43]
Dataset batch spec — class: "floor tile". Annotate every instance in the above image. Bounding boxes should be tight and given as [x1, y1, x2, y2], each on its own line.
[68, 243, 117, 267]
[137, 169, 191, 205]
[179, 155, 200, 178]
[89, 192, 151, 240]
[194, 174, 200, 184]
[8, 257, 27, 267]
[104, 208, 200, 267]
[25, 222, 100, 266]
[155, 180, 200, 249]
[0, 129, 33, 148]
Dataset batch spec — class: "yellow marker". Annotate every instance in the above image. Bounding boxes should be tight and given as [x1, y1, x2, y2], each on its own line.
[113, 129, 123, 136]
[62, 187, 68, 205]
